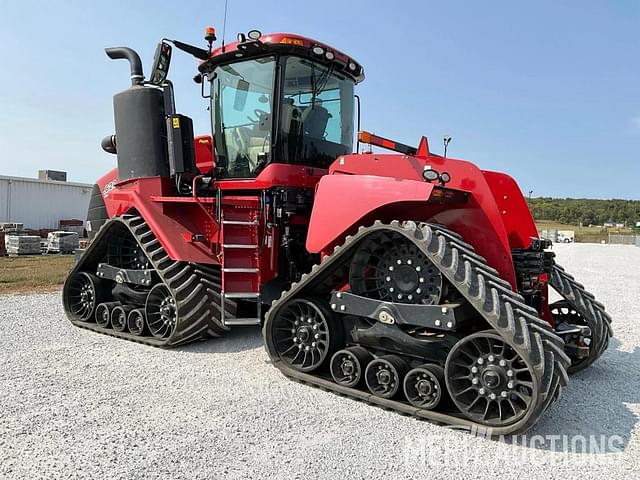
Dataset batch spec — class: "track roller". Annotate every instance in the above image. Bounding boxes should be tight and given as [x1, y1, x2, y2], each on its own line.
[111, 305, 134, 332]
[403, 364, 445, 410]
[330, 346, 373, 387]
[365, 355, 409, 399]
[127, 309, 147, 336]
[95, 302, 121, 328]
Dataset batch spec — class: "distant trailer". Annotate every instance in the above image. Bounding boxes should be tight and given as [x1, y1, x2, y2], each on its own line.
[539, 229, 575, 243]
[0, 175, 92, 230]
[557, 230, 575, 243]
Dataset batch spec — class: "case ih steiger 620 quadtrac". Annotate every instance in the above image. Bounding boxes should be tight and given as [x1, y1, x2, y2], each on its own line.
[63, 28, 612, 434]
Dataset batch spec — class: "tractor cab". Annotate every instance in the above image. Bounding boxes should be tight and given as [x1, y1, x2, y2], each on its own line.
[197, 32, 364, 179]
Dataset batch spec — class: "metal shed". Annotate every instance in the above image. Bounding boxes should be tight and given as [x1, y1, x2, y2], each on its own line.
[0, 175, 92, 229]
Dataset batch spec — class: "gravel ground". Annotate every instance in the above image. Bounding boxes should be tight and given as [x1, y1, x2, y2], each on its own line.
[1, 243, 639, 479]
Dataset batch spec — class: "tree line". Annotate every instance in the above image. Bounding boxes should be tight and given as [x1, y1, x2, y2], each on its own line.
[526, 197, 640, 226]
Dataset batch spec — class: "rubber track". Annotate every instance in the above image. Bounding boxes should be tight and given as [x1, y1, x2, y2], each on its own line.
[264, 221, 571, 435]
[63, 214, 230, 347]
[550, 263, 612, 373]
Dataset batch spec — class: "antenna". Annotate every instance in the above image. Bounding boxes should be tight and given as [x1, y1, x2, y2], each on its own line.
[221, 0, 229, 53]
[443, 135, 452, 158]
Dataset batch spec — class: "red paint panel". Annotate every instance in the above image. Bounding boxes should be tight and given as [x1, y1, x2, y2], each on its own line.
[306, 175, 434, 252]
[482, 170, 538, 249]
[194, 135, 215, 174]
[215, 163, 325, 191]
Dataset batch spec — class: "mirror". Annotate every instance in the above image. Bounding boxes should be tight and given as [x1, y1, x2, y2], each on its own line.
[149, 41, 172, 85]
[233, 79, 249, 111]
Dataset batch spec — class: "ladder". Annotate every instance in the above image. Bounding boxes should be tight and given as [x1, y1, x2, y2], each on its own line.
[218, 196, 263, 326]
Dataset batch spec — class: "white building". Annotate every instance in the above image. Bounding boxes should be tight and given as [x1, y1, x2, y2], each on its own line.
[0, 175, 92, 229]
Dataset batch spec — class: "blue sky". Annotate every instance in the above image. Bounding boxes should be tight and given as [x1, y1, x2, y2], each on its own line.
[1, 0, 638, 198]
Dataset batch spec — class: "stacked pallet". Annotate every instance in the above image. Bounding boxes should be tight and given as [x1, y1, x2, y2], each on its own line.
[5, 235, 41, 255]
[0, 223, 24, 235]
[59, 219, 85, 237]
[0, 231, 5, 256]
[46, 231, 79, 254]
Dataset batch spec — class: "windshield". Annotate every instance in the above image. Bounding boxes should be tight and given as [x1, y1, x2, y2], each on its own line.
[280, 56, 354, 168]
[211, 56, 276, 178]
[210, 55, 355, 177]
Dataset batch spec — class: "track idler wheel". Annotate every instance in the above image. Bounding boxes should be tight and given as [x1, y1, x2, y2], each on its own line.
[145, 284, 177, 339]
[550, 300, 599, 374]
[127, 309, 147, 336]
[267, 298, 341, 373]
[66, 272, 108, 322]
[95, 302, 121, 328]
[330, 346, 373, 387]
[365, 355, 409, 399]
[111, 305, 134, 332]
[403, 364, 445, 410]
[445, 331, 538, 427]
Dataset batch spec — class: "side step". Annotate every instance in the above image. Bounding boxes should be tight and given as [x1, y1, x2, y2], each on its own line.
[220, 292, 262, 326]
[222, 220, 258, 226]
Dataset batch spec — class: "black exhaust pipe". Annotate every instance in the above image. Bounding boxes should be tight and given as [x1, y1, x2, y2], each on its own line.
[105, 47, 144, 86]
[104, 45, 168, 180]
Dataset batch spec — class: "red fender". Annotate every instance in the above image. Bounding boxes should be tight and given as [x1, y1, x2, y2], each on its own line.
[103, 177, 218, 264]
[482, 170, 538, 249]
[309, 153, 522, 288]
[306, 175, 434, 252]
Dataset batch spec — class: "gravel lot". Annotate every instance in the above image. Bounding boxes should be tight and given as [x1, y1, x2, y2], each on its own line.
[1, 243, 639, 479]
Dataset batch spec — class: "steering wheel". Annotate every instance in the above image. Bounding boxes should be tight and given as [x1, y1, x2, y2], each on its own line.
[247, 108, 269, 123]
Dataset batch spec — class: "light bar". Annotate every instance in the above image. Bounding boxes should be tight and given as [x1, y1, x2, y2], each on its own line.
[358, 131, 417, 155]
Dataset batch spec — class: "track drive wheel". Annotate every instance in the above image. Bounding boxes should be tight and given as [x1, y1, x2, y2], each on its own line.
[350, 233, 443, 304]
[445, 331, 538, 427]
[266, 298, 342, 373]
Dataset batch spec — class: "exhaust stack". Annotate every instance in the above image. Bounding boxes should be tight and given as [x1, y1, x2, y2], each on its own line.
[105, 46, 169, 180]
[105, 47, 145, 86]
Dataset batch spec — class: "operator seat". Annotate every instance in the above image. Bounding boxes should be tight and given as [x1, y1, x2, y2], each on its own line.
[301, 103, 331, 139]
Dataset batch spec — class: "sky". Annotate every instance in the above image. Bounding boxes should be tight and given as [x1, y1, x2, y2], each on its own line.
[0, 0, 638, 199]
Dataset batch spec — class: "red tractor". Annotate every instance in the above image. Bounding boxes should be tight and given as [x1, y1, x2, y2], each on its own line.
[63, 28, 611, 434]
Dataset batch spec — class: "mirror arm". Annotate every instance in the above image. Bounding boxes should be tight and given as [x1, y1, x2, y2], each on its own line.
[170, 39, 210, 61]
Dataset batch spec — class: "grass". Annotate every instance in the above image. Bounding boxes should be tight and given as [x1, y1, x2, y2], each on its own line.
[0, 255, 75, 294]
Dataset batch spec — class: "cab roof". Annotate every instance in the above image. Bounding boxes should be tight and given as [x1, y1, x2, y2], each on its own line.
[199, 32, 364, 83]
